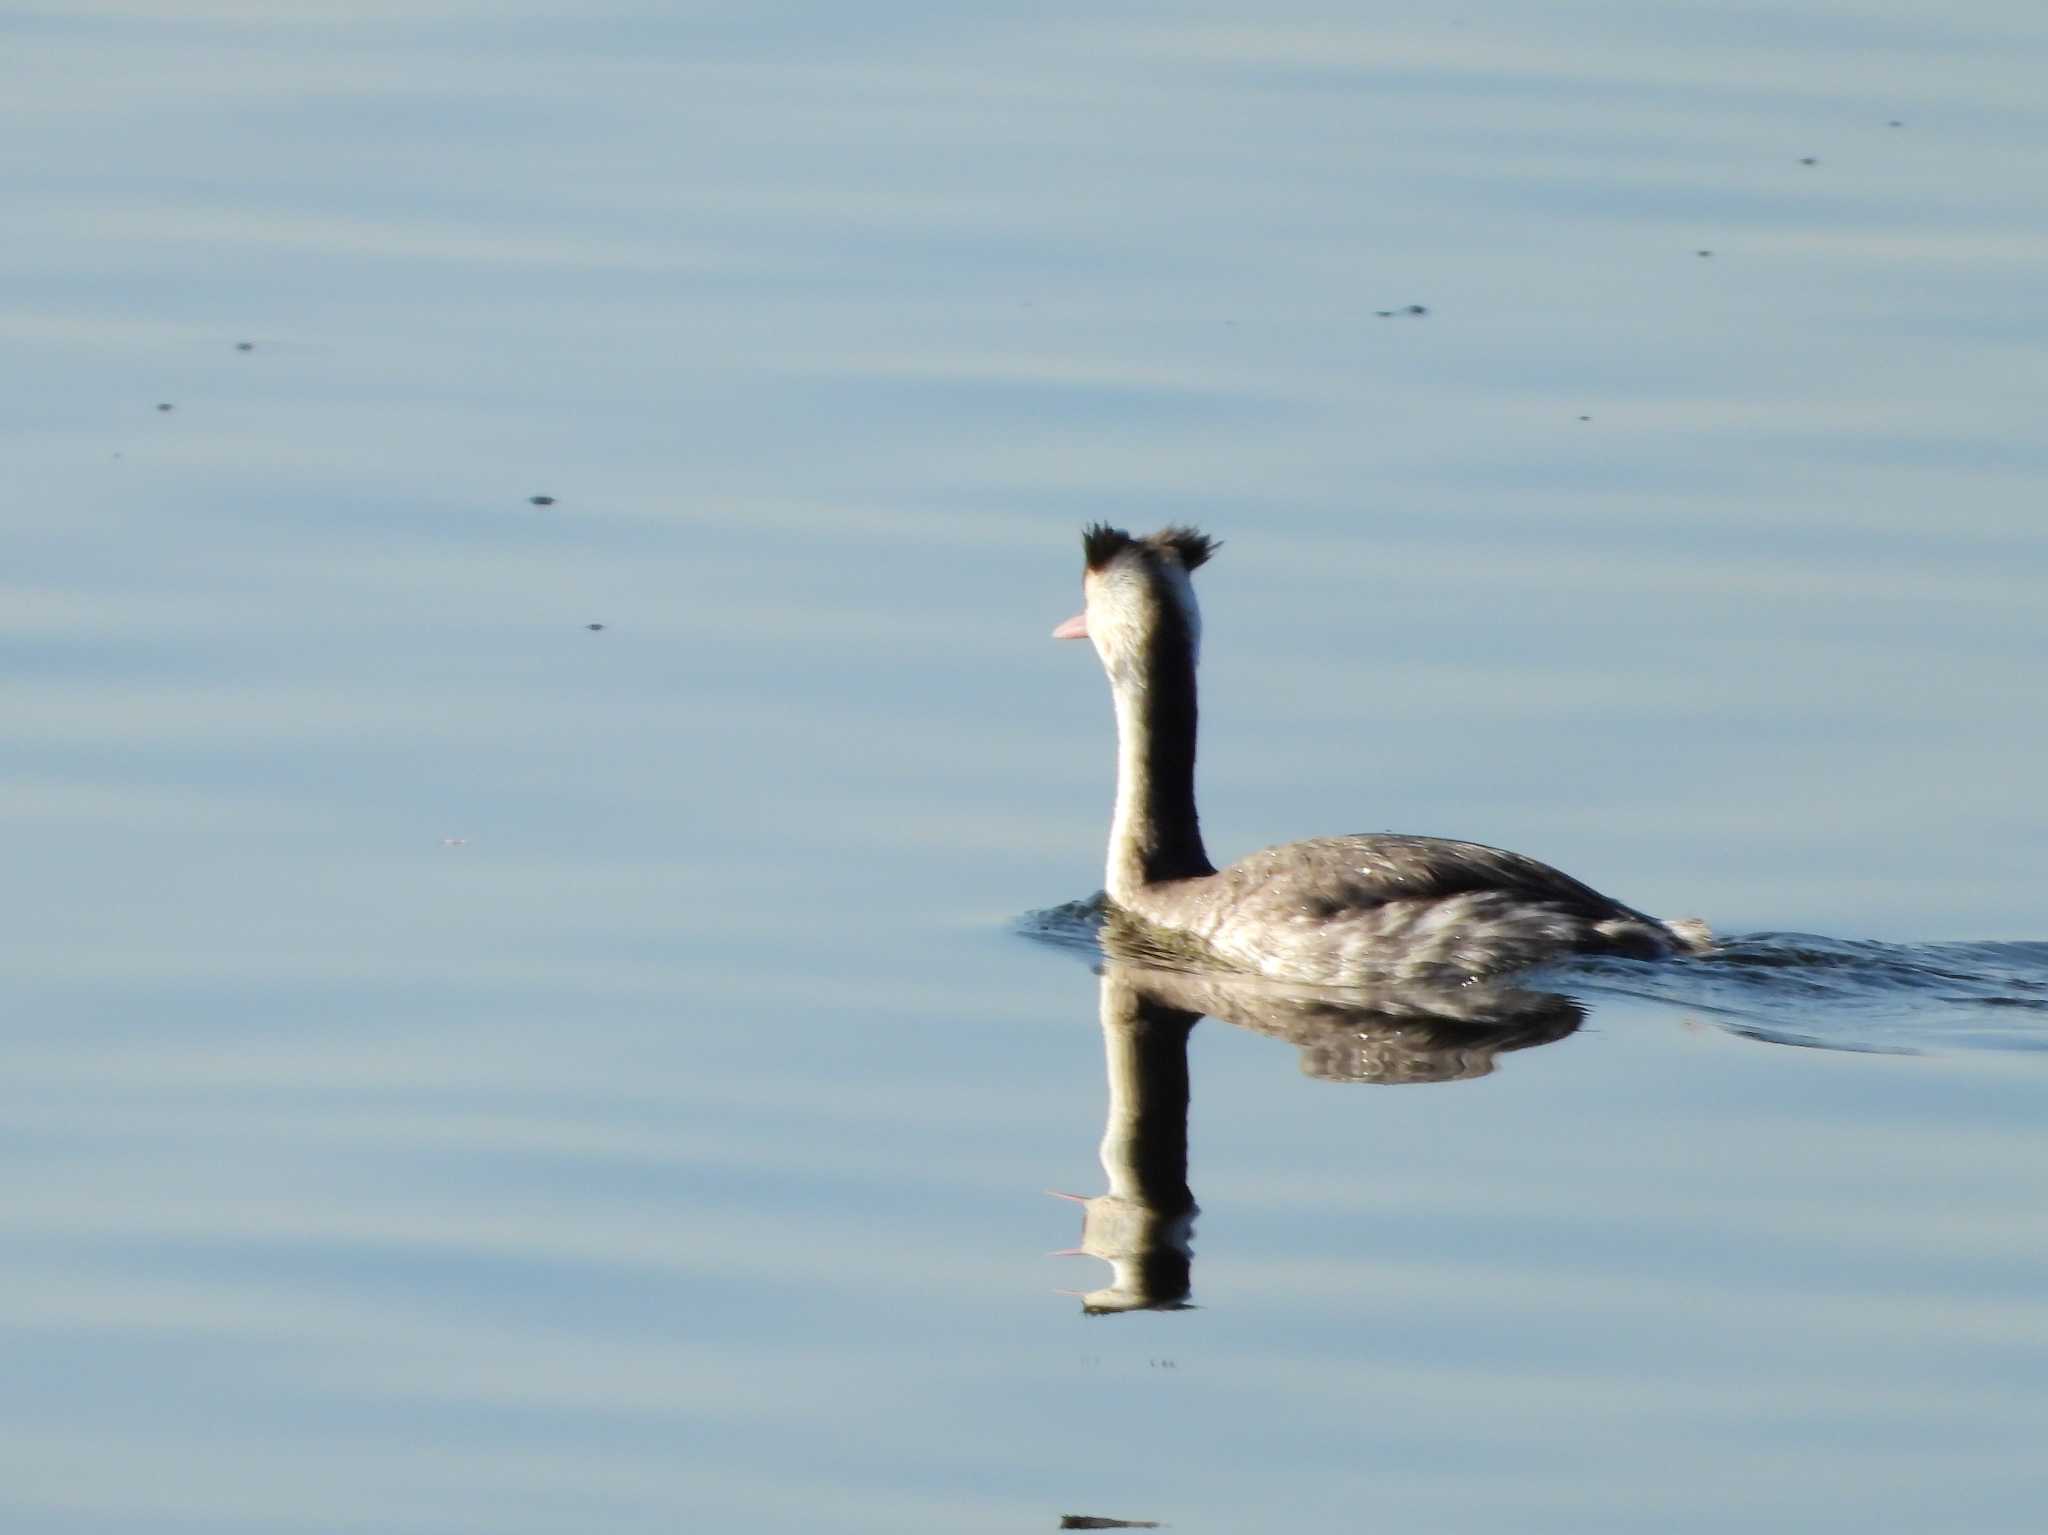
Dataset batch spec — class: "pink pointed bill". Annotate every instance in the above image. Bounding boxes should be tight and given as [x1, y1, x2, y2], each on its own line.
[1052, 612, 1089, 640]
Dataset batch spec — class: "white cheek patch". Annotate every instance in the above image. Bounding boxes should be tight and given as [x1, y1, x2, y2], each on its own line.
[1084, 556, 1204, 679]
[1094, 606, 1146, 679]
[1088, 568, 1142, 647]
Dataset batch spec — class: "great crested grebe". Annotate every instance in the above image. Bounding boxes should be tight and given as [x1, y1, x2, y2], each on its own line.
[1053, 524, 1711, 985]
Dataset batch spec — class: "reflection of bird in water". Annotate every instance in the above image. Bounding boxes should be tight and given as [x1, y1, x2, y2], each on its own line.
[1053, 960, 1583, 1313]
[1052, 968, 1199, 1315]
[1109, 952, 1584, 1085]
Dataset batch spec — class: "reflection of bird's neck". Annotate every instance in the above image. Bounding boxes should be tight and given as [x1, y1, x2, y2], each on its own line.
[1105, 602, 1212, 904]
[1058, 973, 1199, 1313]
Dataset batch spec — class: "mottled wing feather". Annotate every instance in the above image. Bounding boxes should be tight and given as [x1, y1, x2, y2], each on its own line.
[1249, 834, 1632, 915]
[1133, 834, 1672, 984]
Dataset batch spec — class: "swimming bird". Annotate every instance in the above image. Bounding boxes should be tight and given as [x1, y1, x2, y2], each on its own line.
[1053, 524, 1711, 985]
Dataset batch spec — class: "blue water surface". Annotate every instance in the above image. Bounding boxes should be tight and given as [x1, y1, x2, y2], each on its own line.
[5, 2, 2047, 1531]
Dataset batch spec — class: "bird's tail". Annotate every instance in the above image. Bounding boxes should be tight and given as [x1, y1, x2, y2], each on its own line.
[1660, 916, 1714, 954]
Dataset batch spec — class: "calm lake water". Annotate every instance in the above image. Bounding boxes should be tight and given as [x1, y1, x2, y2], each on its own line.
[6, 2, 2048, 1531]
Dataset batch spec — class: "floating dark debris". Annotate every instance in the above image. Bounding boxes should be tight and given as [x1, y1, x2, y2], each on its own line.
[156, 402, 174, 412]
[586, 623, 605, 631]
[1578, 415, 1591, 422]
[1696, 249, 1713, 257]
[529, 495, 556, 506]
[1060, 1519, 1162, 1531]
[1799, 156, 1819, 165]
[1374, 304, 1428, 318]
[1888, 119, 1904, 127]
[235, 341, 254, 352]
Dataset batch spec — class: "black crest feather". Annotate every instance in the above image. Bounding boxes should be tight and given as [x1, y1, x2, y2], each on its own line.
[1150, 525, 1219, 571]
[1081, 523, 1219, 573]
[1082, 524, 1137, 571]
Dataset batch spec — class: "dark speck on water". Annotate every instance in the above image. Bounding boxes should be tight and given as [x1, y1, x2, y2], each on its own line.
[586, 623, 605, 631]
[235, 341, 254, 352]
[1060, 1519, 1163, 1531]
[529, 495, 556, 506]
[1374, 303, 1428, 318]
[155, 402, 173, 411]
[1800, 156, 1819, 165]
[1696, 249, 1713, 257]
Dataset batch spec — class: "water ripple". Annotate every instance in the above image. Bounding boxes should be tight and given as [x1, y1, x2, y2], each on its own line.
[1023, 902, 2048, 1057]
[1560, 933, 2048, 1055]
